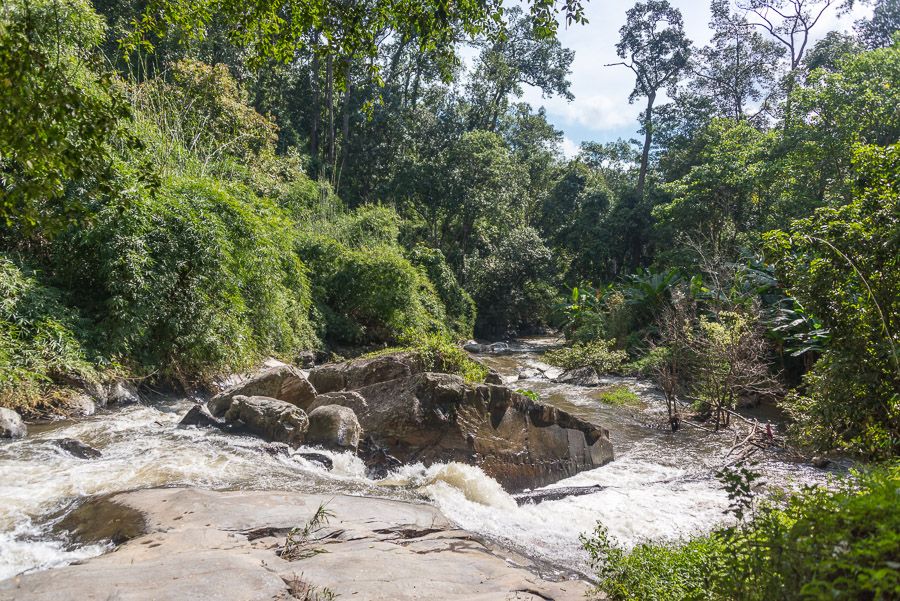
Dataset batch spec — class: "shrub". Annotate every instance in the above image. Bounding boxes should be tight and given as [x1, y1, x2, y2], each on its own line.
[400, 331, 488, 383]
[56, 175, 316, 379]
[0, 256, 99, 410]
[545, 340, 628, 374]
[407, 244, 476, 338]
[599, 386, 642, 406]
[582, 462, 900, 601]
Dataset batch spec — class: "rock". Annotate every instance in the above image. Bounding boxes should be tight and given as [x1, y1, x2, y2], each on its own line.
[0, 408, 26, 438]
[223, 395, 309, 449]
[177, 404, 226, 430]
[352, 372, 614, 490]
[463, 340, 488, 353]
[54, 438, 102, 459]
[489, 342, 510, 353]
[358, 435, 403, 479]
[811, 456, 831, 469]
[513, 485, 605, 505]
[307, 390, 369, 415]
[208, 364, 317, 417]
[308, 353, 421, 394]
[555, 366, 601, 387]
[484, 371, 505, 385]
[306, 405, 362, 451]
[261, 442, 292, 457]
[295, 452, 334, 470]
[1, 488, 588, 601]
[295, 350, 316, 368]
[107, 381, 141, 405]
[63, 394, 97, 417]
[517, 369, 540, 380]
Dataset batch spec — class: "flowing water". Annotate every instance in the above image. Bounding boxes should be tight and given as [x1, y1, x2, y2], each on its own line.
[0, 337, 842, 582]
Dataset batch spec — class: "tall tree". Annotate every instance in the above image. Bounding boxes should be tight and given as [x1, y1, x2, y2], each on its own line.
[609, 0, 691, 200]
[693, 0, 784, 122]
[855, 0, 900, 49]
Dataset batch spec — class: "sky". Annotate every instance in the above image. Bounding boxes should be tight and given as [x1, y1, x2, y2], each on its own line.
[502, 0, 873, 157]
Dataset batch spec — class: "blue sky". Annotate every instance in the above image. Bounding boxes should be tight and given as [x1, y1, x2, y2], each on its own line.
[505, 0, 873, 156]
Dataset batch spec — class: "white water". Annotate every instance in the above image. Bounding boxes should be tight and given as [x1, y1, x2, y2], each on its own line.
[0, 339, 839, 582]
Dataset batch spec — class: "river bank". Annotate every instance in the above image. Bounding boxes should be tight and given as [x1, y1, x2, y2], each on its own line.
[0, 338, 843, 595]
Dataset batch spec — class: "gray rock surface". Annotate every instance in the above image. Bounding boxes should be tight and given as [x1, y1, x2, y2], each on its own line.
[63, 394, 96, 417]
[106, 381, 141, 405]
[54, 438, 102, 459]
[0, 408, 25, 438]
[223, 395, 309, 448]
[352, 372, 614, 490]
[555, 366, 601, 387]
[0, 488, 588, 601]
[308, 353, 422, 393]
[307, 390, 369, 415]
[208, 364, 317, 416]
[306, 405, 361, 450]
[177, 404, 226, 430]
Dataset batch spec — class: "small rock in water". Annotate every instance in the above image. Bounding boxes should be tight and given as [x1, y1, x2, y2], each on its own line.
[555, 366, 601, 387]
[261, 442, 292, 456]
[811, 456, 831, 469]
[55, 438, 102, 459]
[463, 340, 487, 353]
[295, 452, 334, 470]
[0, 407, 26, 438]
[178, 404, 226, 430]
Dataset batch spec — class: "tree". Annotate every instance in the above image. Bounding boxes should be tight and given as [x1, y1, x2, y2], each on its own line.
[855, 0, 900, 49]
[609, 0, 691, 200]
[692, 0, 784, 122]
[465, 7, 575, 131]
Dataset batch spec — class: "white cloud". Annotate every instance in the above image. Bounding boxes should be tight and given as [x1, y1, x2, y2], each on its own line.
[559, 136, 581, 159]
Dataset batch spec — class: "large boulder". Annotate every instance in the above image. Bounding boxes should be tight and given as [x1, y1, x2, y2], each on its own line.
[208, 365, 316, 417]
[306, 405, 362, 451]
[178, 404, 226, 430]
[351, 373, 614, 491]
[223, 395, 309, 448]
[0, 408, 26, 438]
[89, 381, 141, 406]
[308, 354, 422, 394]
[307, 390, 369, 415]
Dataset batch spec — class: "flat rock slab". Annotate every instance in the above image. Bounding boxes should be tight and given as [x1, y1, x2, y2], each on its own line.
[0, 488, 589, 601]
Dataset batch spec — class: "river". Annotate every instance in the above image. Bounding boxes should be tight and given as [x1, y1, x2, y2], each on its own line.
[0, 337, 840, 582]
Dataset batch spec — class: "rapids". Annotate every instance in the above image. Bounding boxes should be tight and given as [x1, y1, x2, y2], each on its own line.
[0, 337, 842, 582]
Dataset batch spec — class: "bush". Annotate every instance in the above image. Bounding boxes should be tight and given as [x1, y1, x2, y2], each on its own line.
[296, 207, 453, 345]
[56, 175, 316, 379]
[582, 462, 900, 601]
[545, 340, 628, 374]
[401, 331, 487, 383]
[0, 256, 99, 410]
[599, 386, 642, 406]
[407, 244, 476, 338]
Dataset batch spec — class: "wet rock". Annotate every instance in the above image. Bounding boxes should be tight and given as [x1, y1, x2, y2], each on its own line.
[223, 395, 309, 448]
[96, 381, 141, 405]
[517, 369, 540, 380]
[555, 366, 601, 387]
[53, 495, 146, 547]
[61, 394, 97, 417]
[54, 438, 102, 459]
[295, 452, 334, 470]
[358, 435, 403, 479]
[178, 404, 226, 430]
[513, 485, 605, 505]
[261, 442, 291, 457]
[463, 340, 488, 353]
[307, 390, 369, 415]
[811, 456, 831, 469]
[308, 353, 421, 394]
[208, 364, 317, 417]
[489, 342, 510, 353]
[352, 372, 614, 491]
[0, 408, 26, 438]
[306, 405, 362, 451]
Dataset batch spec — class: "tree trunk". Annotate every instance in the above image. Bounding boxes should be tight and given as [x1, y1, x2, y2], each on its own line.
[327, 53, 335, 164]
[637, 91, 655, 200]
[310, 33, 320, 160]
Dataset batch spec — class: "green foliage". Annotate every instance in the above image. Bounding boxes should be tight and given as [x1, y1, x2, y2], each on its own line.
[0, 0, 145, 229]
[599, 386, 642, 407]
[765, 143, 900, 459]
[544, 340, 628, 375]
[583, 463, 900, 601]
[517, 388, 541, 401]
[400, 331, 488, 383]
[57, 175, 316, 379]
[0, 256, 99, 410]
[407, 244, 476, 338]
[297, 207, 452, 345]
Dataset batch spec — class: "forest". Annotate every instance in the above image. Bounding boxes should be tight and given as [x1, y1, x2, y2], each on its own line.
[1, 0, 899, 598]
